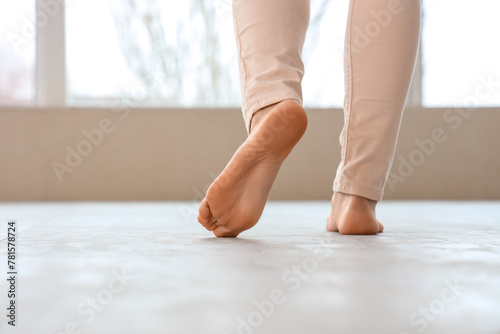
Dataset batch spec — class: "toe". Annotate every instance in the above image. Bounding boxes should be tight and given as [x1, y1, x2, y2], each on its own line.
[198, 198, 212, 226]
[204, 216, 218, 231]
[326, 213, 339, 232]
[213, 226, 239, 238]
[378, 220, 384, 233]
[198, 199, 221, 232]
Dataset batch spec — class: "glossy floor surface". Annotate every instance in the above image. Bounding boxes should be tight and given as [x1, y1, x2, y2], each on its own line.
[1, 201, 499, 334]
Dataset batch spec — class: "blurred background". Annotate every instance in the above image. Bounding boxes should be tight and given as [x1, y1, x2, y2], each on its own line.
[1, 0, 499, 201]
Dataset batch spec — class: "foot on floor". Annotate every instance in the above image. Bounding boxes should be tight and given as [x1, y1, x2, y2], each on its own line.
[198, 100, 308, 237]
[326, 192, 384, 235]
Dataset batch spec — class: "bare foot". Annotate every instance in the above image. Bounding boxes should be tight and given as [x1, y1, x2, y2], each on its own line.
[198, 100, 308, 237]
[326, 192, 384, 235]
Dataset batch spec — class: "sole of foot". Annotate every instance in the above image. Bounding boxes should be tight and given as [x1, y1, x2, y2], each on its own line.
[326, 192, 384, 235]
[198, 100, 308, 237]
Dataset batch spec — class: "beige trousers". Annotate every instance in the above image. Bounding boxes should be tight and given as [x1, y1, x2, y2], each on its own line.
[232, 0, 421, 201]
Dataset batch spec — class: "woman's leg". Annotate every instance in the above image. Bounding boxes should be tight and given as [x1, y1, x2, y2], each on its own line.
[198, 0, 310, 237]
[327, 0, 421, 234]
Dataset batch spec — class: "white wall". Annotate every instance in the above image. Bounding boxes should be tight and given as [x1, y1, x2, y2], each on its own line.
[0, 107, 498, 201]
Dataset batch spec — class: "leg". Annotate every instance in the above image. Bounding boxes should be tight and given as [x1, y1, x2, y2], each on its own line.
[327, 0, 421, 234]
[198, 0, 310, 237]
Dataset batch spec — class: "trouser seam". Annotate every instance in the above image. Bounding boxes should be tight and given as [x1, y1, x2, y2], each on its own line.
[232, 1, 249, 109]
[339, 0, 355, 187]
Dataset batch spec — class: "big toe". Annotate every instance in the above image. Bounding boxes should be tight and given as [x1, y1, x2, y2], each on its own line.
[378, 220, 384, 233]
[213, 226, 240, 238]
[198, 198, 214, 228]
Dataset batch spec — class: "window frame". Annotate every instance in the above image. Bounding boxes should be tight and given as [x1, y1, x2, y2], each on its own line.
[35, 0, 66, 107]
[6, 0, 438, 110]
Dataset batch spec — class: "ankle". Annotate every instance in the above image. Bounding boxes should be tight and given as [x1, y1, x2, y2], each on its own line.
[328, 192, 383, 234]
[249, 103, 278, 133]
[335, 192, 377, 212]
[249, 100, 305, 134]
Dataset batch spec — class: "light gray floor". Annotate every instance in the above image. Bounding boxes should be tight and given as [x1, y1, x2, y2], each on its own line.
[1, 201, 500, 334]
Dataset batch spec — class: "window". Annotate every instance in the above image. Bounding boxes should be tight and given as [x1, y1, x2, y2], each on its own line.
[0, 0, 35, 106]
[1, 0, 499, 108]
[66, 0, 346, 108]
[66, 0, 241, 107]
[422, 0, 500, 107]
[303, 0, 347, 107]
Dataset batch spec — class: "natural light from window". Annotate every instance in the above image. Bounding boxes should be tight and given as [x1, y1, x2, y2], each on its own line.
[0, 0, 35, 106]
[422, 0, 500, 107]
[1, 0, 500, 108]
[66, 0, 348, 108]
